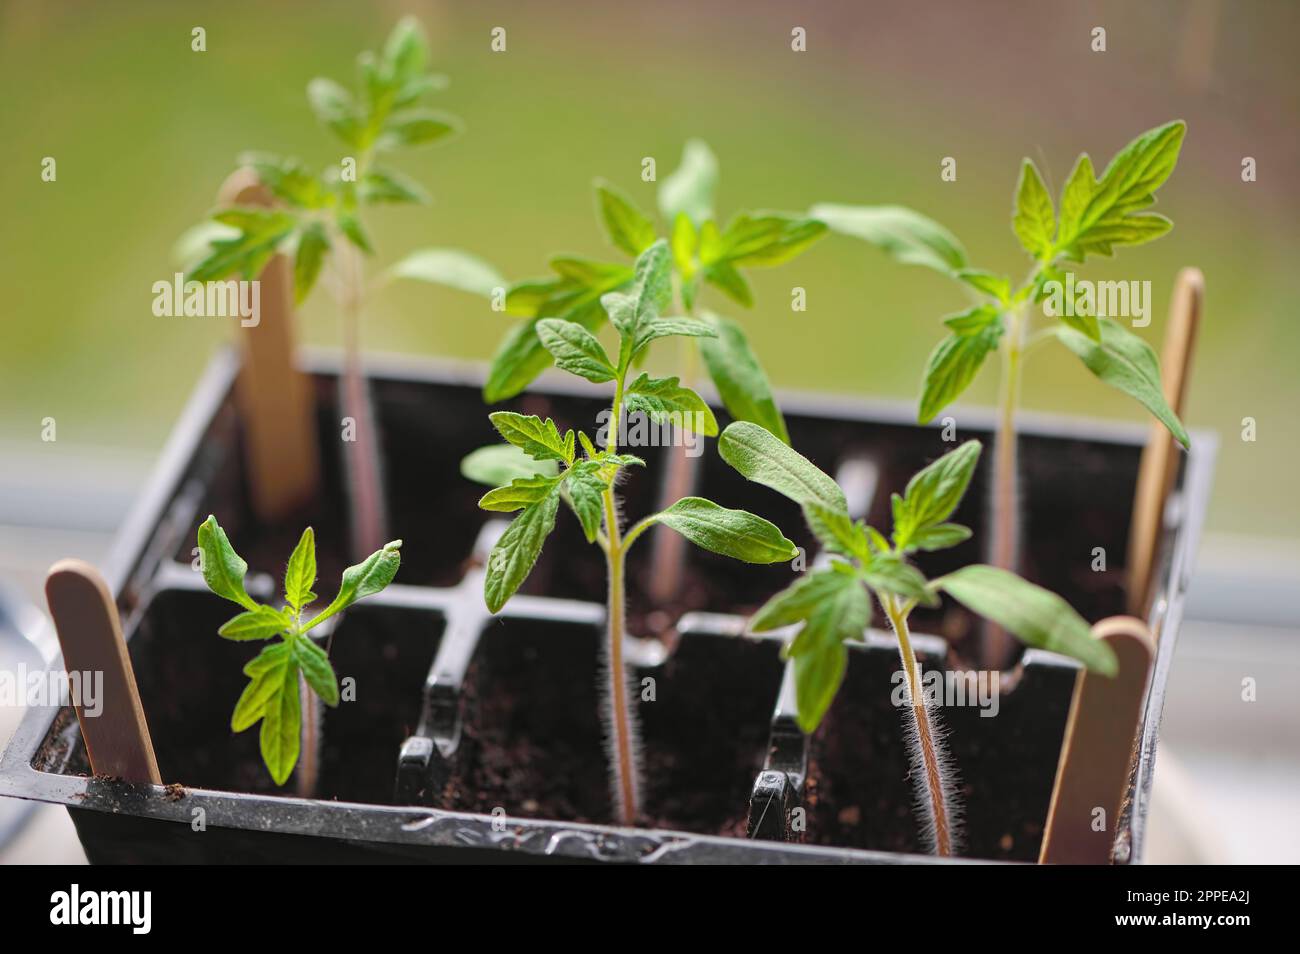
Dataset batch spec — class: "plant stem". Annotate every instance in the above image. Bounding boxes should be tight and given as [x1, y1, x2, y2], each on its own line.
[338, 239, 387, 559]
[883, 593, 952, 856]
[600, 375, 641, 824]
[984, 304, 1027, 670]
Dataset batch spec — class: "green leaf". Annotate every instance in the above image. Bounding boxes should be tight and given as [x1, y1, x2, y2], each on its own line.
[284, 527, 317, 611]
[1054, 120, 1186, 261]
[461, 444, 558, 487]
[658, 139, 718, 227]
[1012, 159, 1056, 260]
[189, 211, 296, 282]
[956, 269, 1011, 303]
[933, 565, 1117, 675]
[231, 641, 293, 732]
[479, 474, 561, 512]
[293, 223, 329, 305]
[718, 421, 846, 512]
[484, 490, 561, 613]
[548, 256, 631, 286]
[860, 553, 936, 606]
[294, 636, 339, 706]
[810, 203, 966, 275]
[753, 567, 870, 733]
[382, 16, 429, 83]
[698, 313, 789, 442]
[307, 541, 403, 628]
[624, 373, 718, 436]
[713, 212, 828, 268]
[197, 515, 258, 611]
[307, 77, 363, 147]
[670, 212, 697, 277]
[218, 605, 292, 641]
[803, 501, 870, 562]
[378, 110, 461, 150]
[563, 460, 608, 543]
[242, 153, 326, 208]
[336, 210, 373, 254]
[702, 259, 753, 307]
[909, 522, 972, 552]
[650, 497, 797, 563]
[535, 318, 616, 383]
[594, 180, 658, 256]
[259, 660, 301, 785]
[360, 168, 430, 204]
[387, 248, 503, 296]
[631, 316, 715, 356]
[600, 240, 672, 338]
[489, 411, 575, 463]
[891, 440, 982, 551]
[1056, 318, 1189, 447]
[918, 321, 1002, 424]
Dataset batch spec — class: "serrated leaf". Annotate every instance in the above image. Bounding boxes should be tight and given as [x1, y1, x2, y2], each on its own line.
[810, 203, 966, 275]
[294, 636, 339, 706]
[259, 660, 301, 785]
[564, 461, 608, 543]
[231, 641, 293, 732]
[718, 421, 846, 512]
[934, 565, 1117, 675]
[713, 212, 828, 268]
[631, 316, 716, 355]
[803, 501, 870, 561]
[461, 444, 558, 487]
[861, 553, 936, 606]
[651, 497, 797, 563]
[658, 139, 718, 227]
[218, 605, 292, 641]
[891, 440, 982, 550]
[595, 180, 658, 256]
[190, 210, 296, 283]
[479, 474, 561, 512]
[623, 374, 718, 437]
[1013, 159, 1056, 260]
[918, 323, 1002, 424]
[284, 527, 317, 611]
[956, 269, 1011, 303]
[242, 153, 326, 209]
[535, 318, 616, 383]
[197, 515, 258, 611]
[489, 412, 575, 463]
[600, 240, 672, 338]
[1056, 318, 1188, 446]
[698, 313, 789, 442]
[484, 490, 560, 613]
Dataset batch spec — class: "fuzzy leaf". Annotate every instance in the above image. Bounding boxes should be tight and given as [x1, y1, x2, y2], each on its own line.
[479, 475, 561, 512]
[484, 490, 561, 613]
[1056, 318, 1189, 447]
[934, 565, 1117, 675]
[535, 318, 616, 383]
[650, 497, 797, 563]
[624, 374, 718, 436]
[718, 421, 846, 513]
[218, 605, 293, 641]
[231, 641, 293, 732]
[631, 316, 715, 355]
[891, 441, 982, 550]
[698, 313, 789, 442]
[600, 240, 672, 338]
[294, 636, 339, 706]
[860, 553, 936, 606]
[564, 461, 609, 543]
[284, 527, 317, 611]
[489, 412, 575, 464]
[308, 541, 402, 628]
[803, 501, 870, 562]
[197, 515, 258, 611]
[918, 321, 1002, 424]
[258, 659, 301, 785]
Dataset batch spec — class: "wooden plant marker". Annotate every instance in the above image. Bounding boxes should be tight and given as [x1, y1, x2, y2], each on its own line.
[45, 559, 160, 785]
[217, 167, 319, 521]
[1039, 616, 1154, 864]
[1126, 267, 1203, 619]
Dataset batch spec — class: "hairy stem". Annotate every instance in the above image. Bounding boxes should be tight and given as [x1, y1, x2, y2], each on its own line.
[884, 594, 952, 856]
[600, 376, 641, 823]
[984, 305, 1026, 670]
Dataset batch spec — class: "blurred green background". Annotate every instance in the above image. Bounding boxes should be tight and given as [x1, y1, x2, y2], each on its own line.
[1, 0, 1296, 540]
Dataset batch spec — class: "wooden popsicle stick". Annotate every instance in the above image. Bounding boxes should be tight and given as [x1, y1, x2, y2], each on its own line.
[45, 559, 161, 784]
[218, 167, 319, 521]
[1126, 267, 1203, 618]
[1039, 616, 1154, 865]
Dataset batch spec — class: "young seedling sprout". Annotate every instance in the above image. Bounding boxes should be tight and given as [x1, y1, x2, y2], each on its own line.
[182, 18, 501, 558]
[196, 515, 401, 790]
[484, 141, 826, 608]
[468, 241, 799, 824]
[812, 121, 1189, 668]
[719, 423, 1116, 856]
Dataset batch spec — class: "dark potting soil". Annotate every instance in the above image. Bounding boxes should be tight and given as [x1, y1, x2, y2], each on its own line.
[804, 644, 1077, 860]
[439, 619, 785, 837]
[41, 589, 442, 805]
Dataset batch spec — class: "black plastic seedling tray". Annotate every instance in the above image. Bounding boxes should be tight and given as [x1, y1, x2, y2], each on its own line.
[0, 348, 1215, 863]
